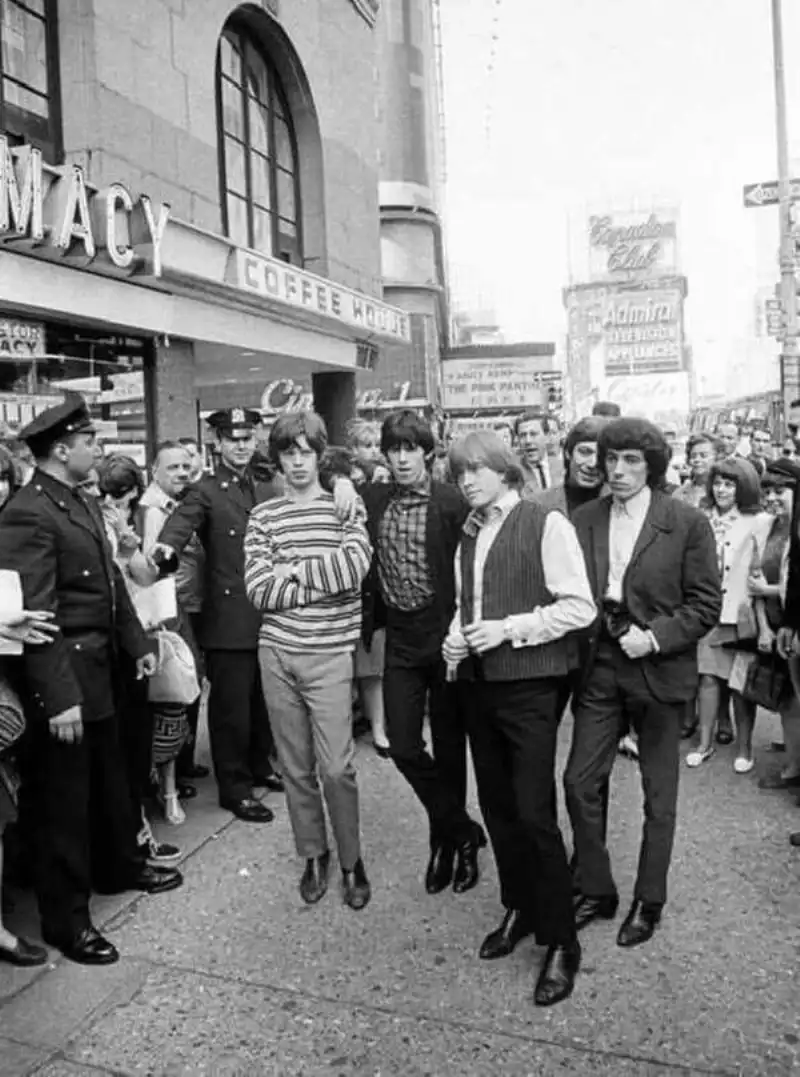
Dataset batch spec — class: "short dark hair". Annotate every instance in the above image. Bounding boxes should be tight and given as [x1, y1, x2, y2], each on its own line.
[320, 445, 355, 481]
[686, 433, 717, 458]
[29, 430, 84, 462]
[177, 436, 199, 448]
[707, 457, 762, 514]
[380, 410, 435, 457]
[97, 454, 145, 501]
[597, 418, 671, 487]
[513, 409, 547, 436]
[563, 416, 608, 464]
[592, 401, 622, 418]
[268, 411, 328, 466]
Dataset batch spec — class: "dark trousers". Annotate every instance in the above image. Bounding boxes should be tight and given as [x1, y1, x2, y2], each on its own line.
[383, 659, 473, 846]
[19, 716, 143, 940]
[117, 655, 154, 812]
[177, 611, 203, 776]
[466, 676, 576, 947]
[564, 643, 682, 907]
[205, 649, 274, 802]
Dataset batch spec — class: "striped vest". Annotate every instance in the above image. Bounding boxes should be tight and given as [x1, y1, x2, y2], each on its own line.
[459, 500, 575, 682]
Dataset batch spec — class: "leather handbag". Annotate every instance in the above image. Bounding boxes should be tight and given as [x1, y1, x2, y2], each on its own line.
[0, 677, 24, 753]
[741, 652, 790, 712]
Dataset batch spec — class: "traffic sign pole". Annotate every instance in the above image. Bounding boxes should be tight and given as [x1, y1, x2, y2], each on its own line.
[772, 0, 800, 431]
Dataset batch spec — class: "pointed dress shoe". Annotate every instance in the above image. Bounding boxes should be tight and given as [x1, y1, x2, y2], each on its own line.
[617, 900, 662, 948]
[573, 893, 619, 931]
[0, 935, 48, 967]
[252, 771, 285, 794]
[452, 824, 487, 894]
[220, 797, 274, 823]
[534, 941, 581, 1007]
[479, 909, 537, 960]
[43, 925, 119, 966]
[96, 863, 183, 896]
[425, 842, 456, 894]
[342, 859, 371, 910]
[299, 851, 331, 905]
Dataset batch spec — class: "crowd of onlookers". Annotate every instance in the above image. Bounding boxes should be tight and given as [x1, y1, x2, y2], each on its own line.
[0, 394, 798, 975]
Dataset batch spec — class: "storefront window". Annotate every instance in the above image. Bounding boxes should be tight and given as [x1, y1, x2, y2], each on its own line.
[0, 0, 61, 162]
[216, 24, 302, 265]
[0, 318, 151, 466]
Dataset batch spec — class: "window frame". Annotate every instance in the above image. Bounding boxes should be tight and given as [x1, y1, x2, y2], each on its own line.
[0, 0, 63, 163]
[215, 23, 303, 266]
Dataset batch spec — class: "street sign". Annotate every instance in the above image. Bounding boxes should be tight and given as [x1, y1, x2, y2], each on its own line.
[743, 179, 800, 207]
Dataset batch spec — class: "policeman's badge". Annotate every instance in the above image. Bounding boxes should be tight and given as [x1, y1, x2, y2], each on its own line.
[232, 408, 245, 424]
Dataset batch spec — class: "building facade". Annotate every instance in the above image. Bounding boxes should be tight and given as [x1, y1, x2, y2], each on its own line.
[0, 0, 409, 459]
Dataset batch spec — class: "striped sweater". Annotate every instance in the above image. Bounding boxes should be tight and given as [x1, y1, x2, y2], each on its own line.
[244, 492, 372, 653]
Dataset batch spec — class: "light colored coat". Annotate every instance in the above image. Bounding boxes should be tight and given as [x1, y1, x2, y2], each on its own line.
[716, 512, 773, 625]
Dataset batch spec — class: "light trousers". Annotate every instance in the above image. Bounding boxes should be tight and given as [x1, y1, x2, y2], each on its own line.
[258, 645, 361, 869]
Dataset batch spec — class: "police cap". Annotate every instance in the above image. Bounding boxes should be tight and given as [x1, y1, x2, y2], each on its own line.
[19, 393, 96, 452]
[206, 408, 261, 437]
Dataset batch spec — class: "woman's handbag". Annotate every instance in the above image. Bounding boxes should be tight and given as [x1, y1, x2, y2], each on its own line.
[0, 677, 25, 753]
[741, 651, 790, 712]
[148, 629, 201, 706]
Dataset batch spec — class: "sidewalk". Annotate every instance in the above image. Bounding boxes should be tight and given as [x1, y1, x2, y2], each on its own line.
[1, 711, 799, 1076]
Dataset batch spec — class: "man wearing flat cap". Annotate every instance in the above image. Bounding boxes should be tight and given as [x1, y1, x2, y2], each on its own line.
[0, 394, 182, 967]
[153, 407, 361, 823]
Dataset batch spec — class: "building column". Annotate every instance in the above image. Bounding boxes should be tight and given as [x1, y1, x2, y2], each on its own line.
[150, 338, 198, 444]
[312, 370, 356, 445]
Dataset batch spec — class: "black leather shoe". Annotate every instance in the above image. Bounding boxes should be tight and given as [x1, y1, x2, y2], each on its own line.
[479, 909, 536, 960]
[0, 935, 48, 967]
[573, 893, 618, 931]
[252, 772, 285, 794]
[299, 852, 330, 905]
[534, 941, 581, 1007]
[342, 859, 371, 910]
[616, 900, 662, 948]
[177, 782, 198, 800]
[178, 763, 210, 780]
[43, 926, 119, 966]
[425, 842, 455, 894]
[789, 831, 800, 847]
[220, 797, 275, 823]
[680, 721, 698, 740]
[97, 864, 183, 896]
[715, 728, 734, 746]
[452, 824, 486, 894]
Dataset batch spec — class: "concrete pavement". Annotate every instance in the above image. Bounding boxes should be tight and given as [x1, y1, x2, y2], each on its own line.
[1, 709, 799, 1076]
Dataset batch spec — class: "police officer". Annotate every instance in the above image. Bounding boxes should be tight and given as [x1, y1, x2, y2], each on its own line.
[153, 408, 284, 823]
[0, 395, 182, 966]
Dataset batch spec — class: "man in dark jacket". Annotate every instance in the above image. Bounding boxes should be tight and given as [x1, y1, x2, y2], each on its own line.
[361, 410, 485, 896]
[565, 418, 721, 949]
[0, 395, 181, 967]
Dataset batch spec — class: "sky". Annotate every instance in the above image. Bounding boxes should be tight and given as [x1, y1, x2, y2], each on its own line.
[439, 0, 800, 399]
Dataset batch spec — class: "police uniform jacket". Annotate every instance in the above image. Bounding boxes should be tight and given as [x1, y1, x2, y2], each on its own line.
[0, 470, 153, 723]
[157, 463, 275, 651]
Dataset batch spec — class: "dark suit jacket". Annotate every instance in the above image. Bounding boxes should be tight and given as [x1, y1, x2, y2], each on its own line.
[158, 463, 275, 651]
[361, 480, 469, 655]
[571, 489, 721, 703]
[0, 471, 151, 722]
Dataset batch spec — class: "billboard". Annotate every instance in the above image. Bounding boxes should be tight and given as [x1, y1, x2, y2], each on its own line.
[585, 210, 679, 284]
[441, 355, 557, 411]
[604, 371, 691, 428]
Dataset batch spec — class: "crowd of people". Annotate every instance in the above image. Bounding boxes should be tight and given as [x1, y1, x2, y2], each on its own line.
[0, 391, 797, 1012]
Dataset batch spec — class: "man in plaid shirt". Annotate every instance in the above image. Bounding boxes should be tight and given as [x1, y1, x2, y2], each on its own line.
[361, 411, 486, 897]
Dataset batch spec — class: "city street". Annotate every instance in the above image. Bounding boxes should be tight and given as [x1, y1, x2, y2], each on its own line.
[1, 708, 799, 1077]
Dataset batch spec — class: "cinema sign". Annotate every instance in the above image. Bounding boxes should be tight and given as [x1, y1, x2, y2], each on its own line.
[0, 137, 170, 277]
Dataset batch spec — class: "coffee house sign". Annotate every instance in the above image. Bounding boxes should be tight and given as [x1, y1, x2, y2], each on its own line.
[0, 137, 170, 277]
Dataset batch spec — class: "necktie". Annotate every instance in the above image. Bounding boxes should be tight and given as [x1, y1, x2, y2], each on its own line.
[537, 464, 548, 490]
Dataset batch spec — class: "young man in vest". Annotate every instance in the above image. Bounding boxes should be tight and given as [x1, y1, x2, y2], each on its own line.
[443, 430, 596, 1007]
[361, 411, 486, 896]
[244, 411, 373, 909]
[566, 418, 720, 949]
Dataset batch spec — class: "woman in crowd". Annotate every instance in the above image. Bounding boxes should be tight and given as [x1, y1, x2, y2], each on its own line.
[750, 458, 800, 790]
[345, 419, 390, 484]
[687, 457, 772, 770]
[674, 434, 717, 510]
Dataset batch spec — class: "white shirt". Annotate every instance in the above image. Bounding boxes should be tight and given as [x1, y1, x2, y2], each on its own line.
[606, 485, 652, 603]
[451, 490, 596, 648]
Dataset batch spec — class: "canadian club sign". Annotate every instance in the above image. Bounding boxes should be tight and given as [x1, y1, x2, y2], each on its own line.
[588, 213, 678, 279]
[0, 137, 170, 277]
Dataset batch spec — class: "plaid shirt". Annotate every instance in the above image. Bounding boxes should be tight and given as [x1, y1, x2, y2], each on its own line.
[377, 481, 434, 611]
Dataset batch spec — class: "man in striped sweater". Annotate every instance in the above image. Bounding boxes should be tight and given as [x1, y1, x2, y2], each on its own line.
[244, 412, 373, 911]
